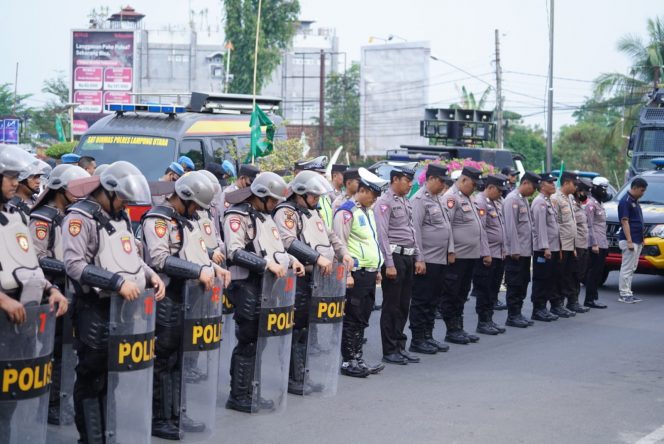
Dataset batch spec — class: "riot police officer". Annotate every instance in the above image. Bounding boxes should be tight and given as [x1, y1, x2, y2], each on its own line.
[441, 166, 489, 344]
[273, 171, 353, 394]
[62, 161, 165, 443]
[223, 172, 304, 413]
[408, 164, 453, 353]
[333, 168, 387, 377]
[219, 164, 260, 219]
[197, 169, 226, 265]
[11, 159, 49, 212]
[503, 171, 540, 328]
[472, 174, 508, 335]
[530, 172, 561, 322]
[142, 171, 230, 439]
[29, 164, 89, 425]
[584, 177, 611, 308]
[0, 145, 68, 444]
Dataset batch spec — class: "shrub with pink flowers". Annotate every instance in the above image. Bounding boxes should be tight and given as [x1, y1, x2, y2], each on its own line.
[417, 158, 496, 186]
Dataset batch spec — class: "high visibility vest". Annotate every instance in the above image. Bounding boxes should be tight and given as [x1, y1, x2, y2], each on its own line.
[338, 201, 382, 269]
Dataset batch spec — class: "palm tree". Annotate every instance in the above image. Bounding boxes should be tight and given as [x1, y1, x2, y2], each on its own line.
[452, 85, 492, 110]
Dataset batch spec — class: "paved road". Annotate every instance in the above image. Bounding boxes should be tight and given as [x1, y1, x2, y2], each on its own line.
[49, 271, 664, 444]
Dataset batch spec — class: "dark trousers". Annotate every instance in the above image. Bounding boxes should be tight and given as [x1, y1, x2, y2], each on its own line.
[555, 250, 576, 306]
[341, 270, 377, 361]
[504, 256, 531, 314]
[572, 247, 589, 303]
[440, 258, 476, 319]
[585, 248, 608, 301]
[531, 250, 560, 308]
[473, 258, 503, 317]
[409, 263, 446, 339]
[73, 343, 108, 443]
[380, 253, 414, 355]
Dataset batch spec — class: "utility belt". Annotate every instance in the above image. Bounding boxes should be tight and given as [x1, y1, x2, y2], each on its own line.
[390, 244, 416, 256]
[352, 267, 380, 273]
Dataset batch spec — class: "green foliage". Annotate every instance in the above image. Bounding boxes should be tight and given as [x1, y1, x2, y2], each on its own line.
[0, 83, 32, 116]
[255, 138, 303, 177]
[45, 141, 76, 159]
[504, 123, 547, 171]
[224, 0, 300, 94]
[451, 85, 492, 110]
[322, 62, 360, 153]
[29, 73, 71, 140]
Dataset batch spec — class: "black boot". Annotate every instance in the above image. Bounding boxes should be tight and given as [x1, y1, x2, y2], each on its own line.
[80, 398, 105, 444]
[225, 355, 255, 413]
[476, 312, 500, 335]
[532, 306, 554, 322]
[341, 330, 370, 377]
[486, 311, 506, 334]
[506, 307, 529, 328]
[460, 316, 480, 342]
[409, 336, 438, 354]
[288, 329, 307, 395]
[567, 301, 590, 313]
[152, 373, 182, 440]
[550, 303, 571, 318]
[493, 299, 508, 311]
[424, 330, 449, 352]
[444, 317, 470, 345]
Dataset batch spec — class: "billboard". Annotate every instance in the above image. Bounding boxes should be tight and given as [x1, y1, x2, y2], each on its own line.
[71, 30, 135, 135]
[360, 42, 430, 157]
[0, 119, 20, 144]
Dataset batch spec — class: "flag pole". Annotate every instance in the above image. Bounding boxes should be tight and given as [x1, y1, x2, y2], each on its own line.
[251, 0, 263, 165]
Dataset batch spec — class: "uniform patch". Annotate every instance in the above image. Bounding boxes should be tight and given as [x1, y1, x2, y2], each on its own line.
[121, 236, 132, 254]
[343, 211, 352, 224]
[229, 218, 241, 233]
[284, 218, 295, 229]
[512, 203, 518, 209]
[379, 204, 388, 214]
[34, 221, 48, 241]
[272, 227, 280, 240]
[68, 220, 82, 237]
[478, 208, 486, 216]
[16, 234, 29, 252]
[358, 215, 366, 226]
[200, 238, 207, 253]
[154, 220, 167, 238]
[447, 198, 455, 209]
[316, 220, 324, 232]
[203, 223, 212, 236]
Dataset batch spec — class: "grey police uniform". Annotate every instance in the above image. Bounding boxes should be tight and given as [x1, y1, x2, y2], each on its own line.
[530, 193, 561, 312]
[571, 197, 589, 305]
[550, 190, 577, 309]
[584, 195, 608, 303]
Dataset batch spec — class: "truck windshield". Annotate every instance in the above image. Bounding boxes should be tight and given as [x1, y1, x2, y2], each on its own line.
[77, 135, 177, 180]
[637, 128, 664, 153]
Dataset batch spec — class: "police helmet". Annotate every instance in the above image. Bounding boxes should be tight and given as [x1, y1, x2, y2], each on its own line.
[198, 169, 222, 195]
[100, 161, 151, 205]
[47, 164, 90, 190]
[289, 170, 333, 196]
[251, 172, 288, 201]
[93, 164, 110, 176]
[0, 146, 38, 178]
[174, 171, 216, 209]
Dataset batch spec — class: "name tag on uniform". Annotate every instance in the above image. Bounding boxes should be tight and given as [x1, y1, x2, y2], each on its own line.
[461, 203, 471, 212]
[490, 211, 498, 217]
[519, 206, 527, 214]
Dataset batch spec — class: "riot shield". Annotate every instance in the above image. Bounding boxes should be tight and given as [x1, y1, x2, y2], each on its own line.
[216, 291, 237, 408]
[105, 290, 156, 444]
[254, 270, 296, 414]
[305, 263, 346, 397]
[58, 283, 77, 426]
[0, 304, 56, 444]
[180, 278, 223, 441]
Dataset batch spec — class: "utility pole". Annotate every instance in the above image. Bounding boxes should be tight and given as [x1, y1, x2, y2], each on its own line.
[546, 0, 554, 171]
[319, 49, 325, 151]
[12, 63, 19, 115]
[494, 29, 503, 149]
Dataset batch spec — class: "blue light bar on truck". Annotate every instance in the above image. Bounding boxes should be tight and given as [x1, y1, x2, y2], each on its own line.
[651, 158, 664, 170]
[105, 103, 186, 114]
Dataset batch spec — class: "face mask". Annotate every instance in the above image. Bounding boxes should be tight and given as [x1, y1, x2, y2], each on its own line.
[577, 192, 587, 202]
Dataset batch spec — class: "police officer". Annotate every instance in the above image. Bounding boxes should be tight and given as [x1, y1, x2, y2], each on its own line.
[375, 166, 425, 364]
[473, 174, 508, 335]
[197, 169, 226, 265]
[223, 172, 304, 412]
[503, 171, 540, 328]
[408, 164, 453, 353]
[441, 166, 489, 344]
[549, 171, 579, 318]
[330, 164, 348, 202]
[334, 168, 386, 377]
[273, 171, 353, 394]
[218, 164, 260, 219]
[296, 157, 334, 228]
[29, 164, 89, 425]
[0, 145, 68, 444]
[332, 167, 360, 212]
[12, 160, 46, 212]
[530, 172, 561, 322]
[141, 171, 230, 438]
[584, 177, 611, 308]
[62, 161, 165, 443]
[569, 178, 592, 313]
[501, 166, 518, 198]
[152, 162, 184, 206]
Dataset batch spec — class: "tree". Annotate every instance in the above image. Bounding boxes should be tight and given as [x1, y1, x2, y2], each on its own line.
[224, 0, 300, 94]
[29, 73, 70, 140]
[0, 83, 32, 116]
[451, 85, 492, 110]
[323, 62, 360, 153]
[504, 123, 548, 171]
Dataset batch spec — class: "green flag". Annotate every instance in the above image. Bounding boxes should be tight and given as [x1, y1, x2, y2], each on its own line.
[556, 160, 565, 187]
[55, 115, 66, 142]
[247, 103, 275, 163]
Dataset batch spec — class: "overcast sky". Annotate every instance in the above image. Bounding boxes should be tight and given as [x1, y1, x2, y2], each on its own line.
[1, 0, 658, 131]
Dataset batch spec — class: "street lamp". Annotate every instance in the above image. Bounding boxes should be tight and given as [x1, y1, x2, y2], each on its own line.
[64, 103, 79, 143]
